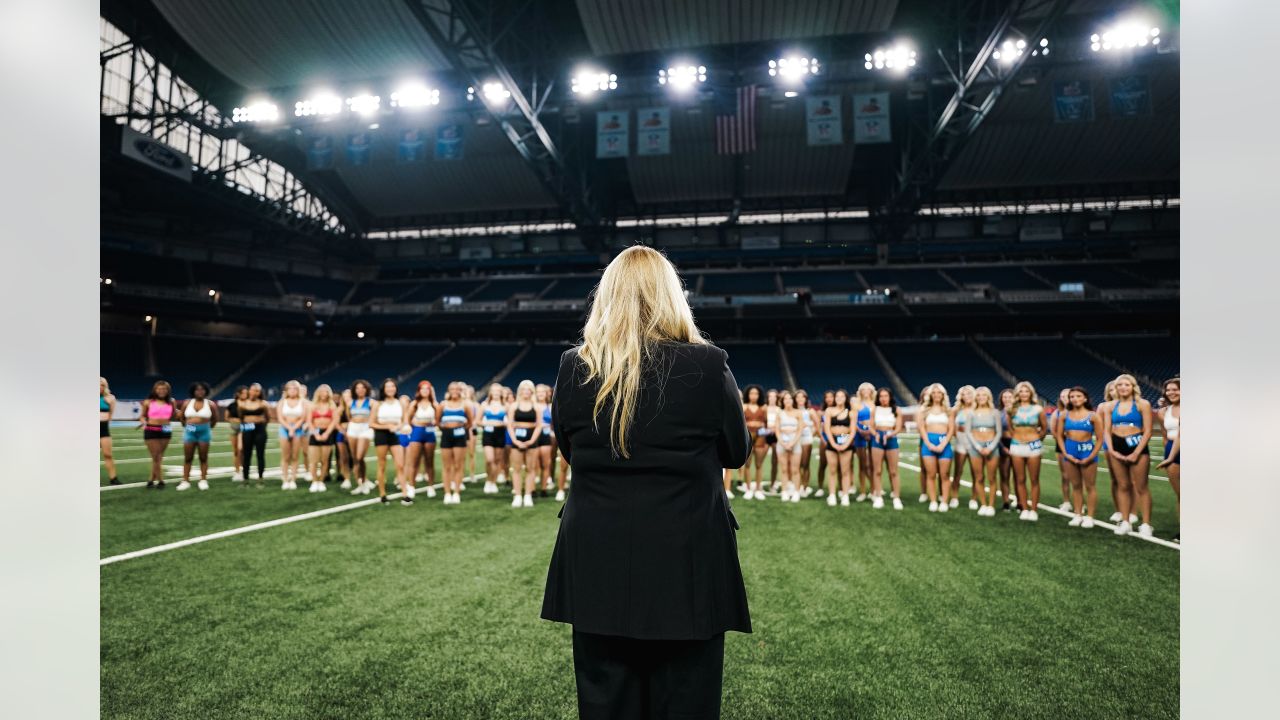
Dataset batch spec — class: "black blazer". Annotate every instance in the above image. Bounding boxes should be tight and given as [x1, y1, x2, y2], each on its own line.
[541, 342, 752, 640]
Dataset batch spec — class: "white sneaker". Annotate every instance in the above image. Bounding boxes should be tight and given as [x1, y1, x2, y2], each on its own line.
[1059, 501, 1073, 512]
[938, 502, 949, 513]
[839, 494, 850, 507]
[814, 488, 825, 498]
[316, 482, 326, 492]
[1081, 516, 1095, 529]
[1115, 520, 1132, 535]
[176, 481, 191, 491]
[856, 493, 867, 502]
[803, 486, 813, 497]
[918, 493, 928, 503]
[362, 482, 373, 495]
[308, 482, 317, 493]
[771, 482, 781, 493]
[340, 479, 352, 490]
[949, 498, 959, 509]
[1138, 523, 1154, 538]
[281, 483, 290, 491]
[968, 500, 979, 511]
[872, 496, 884, 510]
[928, 501, 939, 513]
[231, 474, 244, 483]
[1068, 515, 1083, 527]
[738, 483, 749, 493]
[350, 484, 363, 495]
[497, 473, 507, 485]
[1027, 510, 1039, 522]
[425, 485, 436, 498]
[197, 479, 209, 491]
[827, 494, 837, 507]
[512, 496, 522, 507]
[726, 490, 734, 500]
[556, 489, 566, 502]
[1019, 510, 1030, 521]
[1109, 511, 1122, 523]
[523, 494, 534, 507]
[780, 491, 791, 502]
[1129, 514, 1138, 524]
[892, 497, 904, 511]
[754, 490, 766, 501]
[406, 484, 416, 500]
[790, 492, 800, 504]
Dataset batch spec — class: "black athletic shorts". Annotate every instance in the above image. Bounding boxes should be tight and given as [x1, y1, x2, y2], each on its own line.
[373, 429, 399, 447]
[537, 430, 551, 447]
[482, 429, 506, 448]
[439, 426, 468, 448]
[310, 431, 337, 446]
[100, 420, 109, 438]
[143, 428, 172, 441]
[1110, 433, 1150, 457]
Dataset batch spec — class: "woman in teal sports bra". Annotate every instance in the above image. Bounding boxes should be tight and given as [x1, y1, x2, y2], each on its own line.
[965, 387, 1003, 517]
[1006, 381, 1048, 522]
[1103, 374, 1154, 538]
[100, 377, 120, 485]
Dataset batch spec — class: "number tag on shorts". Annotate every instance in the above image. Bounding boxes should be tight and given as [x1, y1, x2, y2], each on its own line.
[1124, 435, 1140, 449]
[515, 428, 528, 439]
[836, 434, 850, 444]
[1078, 441, 1094, 454]
[453, 427, 466, 437]
[757, 428, 769, 436]
[1029, 440, 1042, 451]
[484, 425, 495, 432]
[241, 423, 255, 431]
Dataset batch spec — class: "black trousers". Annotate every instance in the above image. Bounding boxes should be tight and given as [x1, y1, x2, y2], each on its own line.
[241, 425, 267, 479]
[572, 629, 724, 720]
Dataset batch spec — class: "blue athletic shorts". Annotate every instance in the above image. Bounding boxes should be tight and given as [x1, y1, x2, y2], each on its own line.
[921, 432, 953, 459]
[1063, 438, 1099, 464]
[335, 430, 345, 444]
[871, 431, 899, 451]
[278, 426, 306, 439]
[853, 425, 870, 449]
[409, 426, 436, 444]
[183, 423, 212, 444]
[398, 432, 411, 448]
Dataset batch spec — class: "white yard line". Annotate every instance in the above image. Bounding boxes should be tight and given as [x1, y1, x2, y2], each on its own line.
[99, 475, 488, 565]
[896, 460, 1179, 551]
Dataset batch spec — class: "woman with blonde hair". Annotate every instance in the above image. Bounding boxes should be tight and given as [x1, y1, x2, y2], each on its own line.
[100, 377, 120, 485]
[276, 380, 308, 490]
[1103, 374, 1154, 537]
[306, 384, 339, 492]
[505, 379, 544, 507]
[1098, 380, 1135, 525]
[852, 382, 876, 502]
[772, 390, 804, 502]
[965, 387, 1003, 516]
[541, 246, 751, 718]
[950, 385, 976, 510]
[1007, 381, 1048, 521]
[437, 382, 473, 505]
[795, 389, 817, 498]
[535, 383, 557, 499]
[404, 381, 439, 499]
[918, 383, 956, 513]
[479, 382, 509, 494]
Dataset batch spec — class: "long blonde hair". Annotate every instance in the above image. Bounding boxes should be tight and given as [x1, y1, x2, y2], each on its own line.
[920, 383, 951, 414]
[578, 245, 705, 458]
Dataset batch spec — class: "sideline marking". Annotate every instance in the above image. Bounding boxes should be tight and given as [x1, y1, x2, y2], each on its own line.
[896, 461, 1179, 551]
[100, 474, 488, 565]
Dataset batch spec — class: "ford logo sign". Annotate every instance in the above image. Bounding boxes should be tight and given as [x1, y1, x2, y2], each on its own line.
[134, 139, 184, 170]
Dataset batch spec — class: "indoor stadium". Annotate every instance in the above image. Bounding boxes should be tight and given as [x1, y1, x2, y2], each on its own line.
[98, 0, 1179, 717]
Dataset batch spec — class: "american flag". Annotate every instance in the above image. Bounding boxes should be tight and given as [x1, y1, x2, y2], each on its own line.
[715, 84, 757, 155]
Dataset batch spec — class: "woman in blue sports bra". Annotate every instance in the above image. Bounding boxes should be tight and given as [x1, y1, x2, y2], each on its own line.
[1049, 387, 1073, 514]
[1156, 378, 1180, 542]
[852, 383, 876, 502]
[1053, 386, 1104, 529]
[100, 377, 120, 485]
[918, 383, 956, 513]
[480, 383, 509, 495]
[1104, 374, 1154, 538]
[1006, 381, 1048, 522]
[438, 381, 474, 505]
[535, 384, 558, 500]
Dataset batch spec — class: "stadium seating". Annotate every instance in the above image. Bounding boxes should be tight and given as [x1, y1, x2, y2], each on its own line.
[876, 339, 1007, 398]
[502, 344, 573, 386]
[1078, 335, 1179, 394]
[347, 280, 423, 304]
[423, 343, 524, 390]
[784, 341, 901, 403]
[101, 332, 153, 398]
[191, 263, 279, 297]
[153, 335, 266, 396]
[278, 274, 353, 302]
[398, 279, 489, 303]
[100, 248, 190, 288]
[780, 270, 864, 293]
[468, 277, 552, 302]
[718, 343, 785, 390]
[237, 342, 371, 394]
[859, 268, 954, 292]
[978, 338, 1119, 402]
[698, 272, 778, 296]
[1031, 264, 1147, 289]
[539, 276, 600, 300]
[306, 342, 449, 392]
[945, 266, 1051, 290]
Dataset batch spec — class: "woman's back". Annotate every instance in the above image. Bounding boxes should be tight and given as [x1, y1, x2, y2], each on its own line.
[542, 342, 751, 640]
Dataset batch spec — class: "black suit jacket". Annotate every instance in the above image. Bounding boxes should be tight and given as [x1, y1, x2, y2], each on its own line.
[541, 342, 752, 640]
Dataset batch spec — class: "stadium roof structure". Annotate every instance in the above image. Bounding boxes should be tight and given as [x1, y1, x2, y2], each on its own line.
[101, 0, 1179, 240]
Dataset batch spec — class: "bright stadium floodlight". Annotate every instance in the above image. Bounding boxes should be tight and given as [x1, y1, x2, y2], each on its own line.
[356, 331, 365, 339]
[768, 55, 820, 84]
[658, 63, 706, 91]
[390, 83, 439, 108]
[295, 92, 342, 117]
[480, 81, 511, 106]
[865, 44, 916, 72]
[232, 100, 280, 123]
[345, 94, 381, 115]
[1091, 20, 1161, 52]
[571, 68, 618, 95]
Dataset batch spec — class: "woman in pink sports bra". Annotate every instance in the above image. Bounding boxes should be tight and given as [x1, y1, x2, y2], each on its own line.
[140, 380, 178, 489]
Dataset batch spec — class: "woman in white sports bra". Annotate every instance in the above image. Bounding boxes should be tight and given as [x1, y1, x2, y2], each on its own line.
[795, 389, 816, 499]
[918, 383, 956, 513]
[950, 385, 975, 510]
[371, 378, 408, 505]
[404, 380, 440, 501]
[772, 391, 804, 503]
[277, 380, 309, 491]
[1156, 377, 1180, 542]
[178, 381, 217, 492]
[870, 388, 903, 510]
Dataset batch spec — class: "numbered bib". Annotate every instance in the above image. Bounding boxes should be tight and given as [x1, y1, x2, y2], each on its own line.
[241, 423, 255, 432]
[1124, 435, 1141, 449]
[185, 424, 200, 433]
[757, 428, 769, 437]
[1077, 441, 1095, 454]
[836, 434, 851, 444]
[515, 428, 528, 439]
[452, 427, 466, 437]
[484, 425, 496, 432]
[1029, 439, 1043, 451]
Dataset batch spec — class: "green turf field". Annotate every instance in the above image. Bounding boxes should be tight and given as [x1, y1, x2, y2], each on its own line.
[101, 426, 1178, 719]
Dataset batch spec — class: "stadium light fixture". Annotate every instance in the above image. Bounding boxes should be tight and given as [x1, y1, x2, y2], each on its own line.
[658, 64, 707, 91]
[144, 315, 153, 322]
[232, 100, 280, 123]
[295, 92, 342, 117]
[480, 81, 511, 106]
[571, 68, 618, 95]
[356, 331, 366, 339]
[992, 37, 1050, 63]
[345, 94, 381, 115]
[1091, 21, 1161, 52]
[390, 83, 440, 108]
[768, 55, 820, 84]
[865, 43, 916, 72]
[207, 289, 216, 297]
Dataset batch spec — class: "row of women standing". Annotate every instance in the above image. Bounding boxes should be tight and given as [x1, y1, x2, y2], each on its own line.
[730, 374, 1181, 540]
[102, 375, 567, 507]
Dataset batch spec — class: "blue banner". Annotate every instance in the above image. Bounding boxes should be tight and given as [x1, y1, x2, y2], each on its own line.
[305, 135, 333, 170]
[805, 95, 843, 146]
[435, 124, 465, 160]
[397, 128, 426, 163]
[1109, 75, 1151, 117]
[596, 111, 629, 158]
[635, 107, 670, 156]
[346, 132, 372, 166]
[1053, 80, 1094, 122]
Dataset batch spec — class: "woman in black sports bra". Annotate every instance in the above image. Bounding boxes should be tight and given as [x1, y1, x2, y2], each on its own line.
[822, 389, 855, 507]
[506, 380, 543, 508]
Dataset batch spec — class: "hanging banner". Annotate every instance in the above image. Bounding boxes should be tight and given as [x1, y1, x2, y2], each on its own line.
[1109, 75, 1151, 117]
[435, 124, 465, 160]
[596, 110, 629, 158]
[1053, 79, 1094, 122]
[396, 128, 426, 163]
[852, 92, 890, 144]
[635, 107, 671, 156]
[805, 95, 843, 146]
[305, 135, 333, 170]
[120, 125, 192, 182]
[346, 132, 372, 166]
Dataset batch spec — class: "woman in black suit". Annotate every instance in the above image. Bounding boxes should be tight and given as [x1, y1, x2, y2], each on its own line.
[542, 245, 752, 720]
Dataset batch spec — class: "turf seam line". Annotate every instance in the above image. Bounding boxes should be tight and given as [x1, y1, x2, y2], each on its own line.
[896, 461, 1180, 551]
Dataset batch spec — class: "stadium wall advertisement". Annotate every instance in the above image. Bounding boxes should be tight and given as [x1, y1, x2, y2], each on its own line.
[120, 126, 191, 182]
